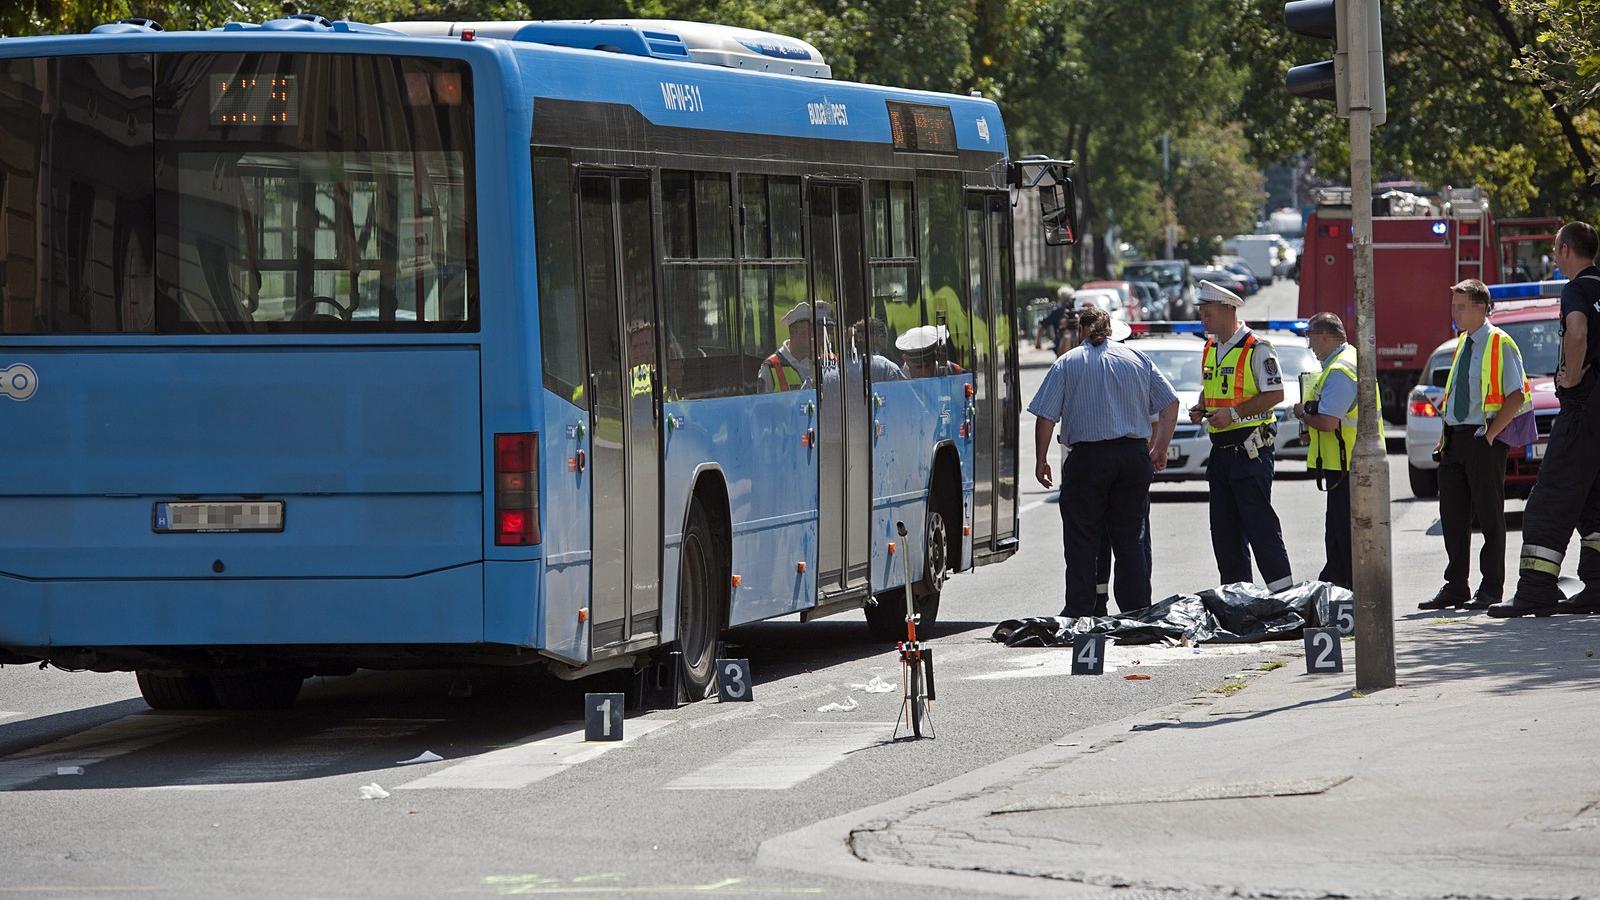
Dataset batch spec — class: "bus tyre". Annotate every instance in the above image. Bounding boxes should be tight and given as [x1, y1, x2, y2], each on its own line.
[209, 671, 304, 710]
[1408, 463, 1439, 498]
[135, 670, 219, 710]
[677, 499, 723, 702]
[864, 507, 947, 643]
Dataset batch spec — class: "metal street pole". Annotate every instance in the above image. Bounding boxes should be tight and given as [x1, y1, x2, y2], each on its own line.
[1163, 132, 1176, 259]
[1346, 0, 1395, 691]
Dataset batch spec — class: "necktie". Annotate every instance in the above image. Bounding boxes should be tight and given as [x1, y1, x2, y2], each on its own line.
[1452, 334, 1474, 421]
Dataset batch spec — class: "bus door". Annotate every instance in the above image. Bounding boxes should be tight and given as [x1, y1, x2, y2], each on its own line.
[577, 173, 662, 648]
[966, 192, 1019, 552]
[809, 180, 872, 597]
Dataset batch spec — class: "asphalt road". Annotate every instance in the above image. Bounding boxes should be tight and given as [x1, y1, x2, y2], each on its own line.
[2, 280, 1408, 899]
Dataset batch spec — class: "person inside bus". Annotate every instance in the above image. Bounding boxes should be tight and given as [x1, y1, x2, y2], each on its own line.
[758, 301, 826, 392]
[850, 317, 906, 383]
[896, 324, 965, 378]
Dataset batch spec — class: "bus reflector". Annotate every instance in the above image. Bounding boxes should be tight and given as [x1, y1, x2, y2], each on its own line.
[494, 433, 540, 546]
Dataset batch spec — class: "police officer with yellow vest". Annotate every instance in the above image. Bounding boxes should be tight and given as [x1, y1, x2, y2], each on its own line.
[758, 301, 826, 392]
[1188, 280, 1294, 591]
[1295, 312, 1382, 589]
[1422, 279, 1529, 611]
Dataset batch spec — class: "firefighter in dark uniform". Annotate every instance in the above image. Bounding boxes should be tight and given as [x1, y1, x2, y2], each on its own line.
[1188, 280, 1295, 591]
[1494, 221, 1600, 616]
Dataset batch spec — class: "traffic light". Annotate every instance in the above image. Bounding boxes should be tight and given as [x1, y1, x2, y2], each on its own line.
[1283, 0, 1386, 126]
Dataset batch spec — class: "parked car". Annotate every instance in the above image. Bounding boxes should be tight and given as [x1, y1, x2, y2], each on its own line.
[1404, 297, 1564, 498]
[1122, 259, 1195, 319]
[1079, 280, 1146, 321]
[1214, 259, 1261, 295]
[1072, 288, 1132, 321]
[1191, 266, 1253, 299]
[1128, 280, 1166, 320]
[1131, 331, 1315, 481]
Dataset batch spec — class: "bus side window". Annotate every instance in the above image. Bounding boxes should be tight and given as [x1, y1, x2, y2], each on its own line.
[662, 170, 742, 400]
[533, 154, 586, 401]
[740, 175, 806, 389]
[869, 180, 921, 377]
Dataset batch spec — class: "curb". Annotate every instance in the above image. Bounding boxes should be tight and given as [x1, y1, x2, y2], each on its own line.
[757, 655, 1296, 896]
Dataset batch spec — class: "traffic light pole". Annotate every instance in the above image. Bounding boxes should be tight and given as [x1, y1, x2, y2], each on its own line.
[1346, 0, 1396, 692]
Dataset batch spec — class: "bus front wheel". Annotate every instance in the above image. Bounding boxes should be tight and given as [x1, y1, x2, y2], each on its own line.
[677, 499, 724, 701]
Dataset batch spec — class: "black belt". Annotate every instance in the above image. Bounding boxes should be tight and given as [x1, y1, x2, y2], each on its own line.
[1447, 424, 1482, 433]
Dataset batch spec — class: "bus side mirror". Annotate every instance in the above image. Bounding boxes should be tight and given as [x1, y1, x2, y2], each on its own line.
[1011, 156, 1080, 247]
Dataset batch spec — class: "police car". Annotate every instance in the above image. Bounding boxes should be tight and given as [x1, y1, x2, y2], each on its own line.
[1128, 322, 1315, 480]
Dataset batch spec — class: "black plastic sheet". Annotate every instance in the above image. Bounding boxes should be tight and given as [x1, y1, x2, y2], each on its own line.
[991, 581, 1356, 647]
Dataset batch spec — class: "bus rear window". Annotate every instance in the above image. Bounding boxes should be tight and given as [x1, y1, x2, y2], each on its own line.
[0, 52, 477, 335]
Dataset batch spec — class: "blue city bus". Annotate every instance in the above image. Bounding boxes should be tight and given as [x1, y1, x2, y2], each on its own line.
[0, 16, 1075, 708]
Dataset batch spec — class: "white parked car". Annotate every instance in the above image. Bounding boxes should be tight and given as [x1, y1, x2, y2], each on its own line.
[1073, 288, 1131, 322]
[1132, 332, 1314, 481]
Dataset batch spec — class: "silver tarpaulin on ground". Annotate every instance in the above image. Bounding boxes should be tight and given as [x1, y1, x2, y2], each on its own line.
[992, 582, 1356, 647]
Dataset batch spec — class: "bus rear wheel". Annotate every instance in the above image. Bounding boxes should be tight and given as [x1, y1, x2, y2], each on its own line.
[677, 499, 724, 702]
[865, 506, 948, 643]
[135, 670, 219, 710]
[210, 671, 304, 710]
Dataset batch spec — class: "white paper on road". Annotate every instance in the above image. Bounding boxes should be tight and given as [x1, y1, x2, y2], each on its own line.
[0, 713, 214, 790]
[815, 697, 859, 713]
[664, 722, 888, 790]
[847, 676, 896, 694]
[358, 782, 389, 800]
[396, 720, 672, 790]
[395, 750, 443, 765]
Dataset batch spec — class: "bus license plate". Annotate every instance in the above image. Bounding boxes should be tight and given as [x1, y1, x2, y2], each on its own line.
[153, 501, 284, 533]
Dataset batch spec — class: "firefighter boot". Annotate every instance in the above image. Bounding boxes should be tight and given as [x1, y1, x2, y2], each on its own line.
[1488, 572, 1566, 618]
[1562, 533, 1600, 614]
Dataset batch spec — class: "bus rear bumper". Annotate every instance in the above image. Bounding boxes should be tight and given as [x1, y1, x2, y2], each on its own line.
[0, 562, 539, 651]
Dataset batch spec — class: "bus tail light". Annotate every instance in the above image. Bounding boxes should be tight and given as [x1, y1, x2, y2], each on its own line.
[495, 432, 540, 546]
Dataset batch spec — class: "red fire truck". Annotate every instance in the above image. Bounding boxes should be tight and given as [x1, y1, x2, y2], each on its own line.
[1298, 186, 1511, 422]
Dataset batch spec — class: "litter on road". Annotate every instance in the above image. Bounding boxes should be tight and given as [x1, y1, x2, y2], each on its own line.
[815, 697, 859, 713]
[396, 750, 444, 765]
[358, 783, 390, 800]
[848, 675, 896, 694]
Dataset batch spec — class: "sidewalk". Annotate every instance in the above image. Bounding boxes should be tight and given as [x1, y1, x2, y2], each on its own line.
[765, 599, 1600, 898]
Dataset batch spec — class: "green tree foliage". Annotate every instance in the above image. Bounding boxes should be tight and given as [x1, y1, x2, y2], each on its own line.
[1511, 0, 1600, 112]
[1172, 123, 1268, 261]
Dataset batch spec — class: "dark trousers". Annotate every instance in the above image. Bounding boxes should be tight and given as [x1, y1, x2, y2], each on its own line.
[1060, 439, 1153, 617]
[1518, 376, 1600, 587]
[1317, 469, 1352, 589]
[1091, 512, 1152, 615]
[1207, 442, 1292, 589]
[1438, 424, 1510, 597]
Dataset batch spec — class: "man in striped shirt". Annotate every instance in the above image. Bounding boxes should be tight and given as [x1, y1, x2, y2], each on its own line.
[1030, 306, 1180, 617]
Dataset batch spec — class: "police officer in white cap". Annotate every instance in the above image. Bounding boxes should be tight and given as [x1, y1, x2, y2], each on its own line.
[1188, 280, 1294, 592]
[896, 324, 965, 379]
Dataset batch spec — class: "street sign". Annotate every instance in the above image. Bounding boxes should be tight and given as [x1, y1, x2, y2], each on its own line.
[1304, 627, 1345, 673]
[715, 658, 754, 702]
[1071, 633, 1106, 675]
[584, 692, 625, 741]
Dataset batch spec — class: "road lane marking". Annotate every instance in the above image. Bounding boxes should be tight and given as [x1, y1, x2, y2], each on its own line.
[0, 711, 21, 724]
[1018, 491, 1059, 515]
[154, 717, 444, 790]
[664, 722, 887, 791]
[967, 643, 1267, 681]
[0, 714, 214, 789]
[396, 719, 672, 790]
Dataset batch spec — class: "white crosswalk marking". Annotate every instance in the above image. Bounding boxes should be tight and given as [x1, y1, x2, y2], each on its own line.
[664, 722, 887, 791]
[157, 718, 443, 790]
[397, 720, 672, 790]
[0, 713, 214, 789]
